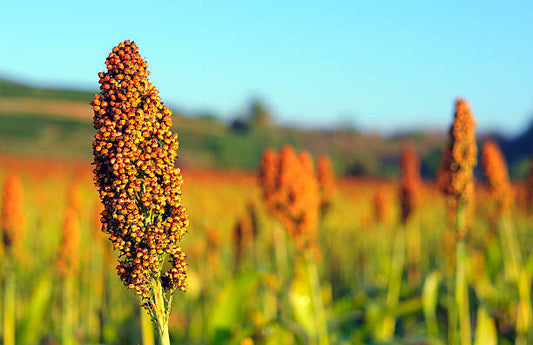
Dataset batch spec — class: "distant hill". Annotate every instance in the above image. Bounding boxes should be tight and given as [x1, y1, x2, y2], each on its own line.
[4, 76, 532, 179]
[0, 78, 95, 102]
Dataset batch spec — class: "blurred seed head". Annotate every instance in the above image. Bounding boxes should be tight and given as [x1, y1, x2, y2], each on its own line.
[440, 99, 477, 239]
[481, 140, 513, 215]
[398, 144, 421, 223]
[56, 206, 80, 277]
[373, 183, 394, 226]
[317, 155, 336, 217]
[258, 145, 320, 257]
[1, 171, 25, 253]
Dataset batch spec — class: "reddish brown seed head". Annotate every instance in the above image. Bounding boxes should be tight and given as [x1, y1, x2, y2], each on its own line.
[398, 144, 421, 223]
[373, 183, 394, 226]
[317, 155, 336, 216]
[258, 146, 320, 257]
[1, 172, 25, 251]
[440, 98, 477, 239]
[481, 140, 513, 214]
[56, 206, 80, 277]
[91, 40, 189, 305]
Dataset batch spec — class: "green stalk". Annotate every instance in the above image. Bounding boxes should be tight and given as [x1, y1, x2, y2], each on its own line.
[272, 222, 290, 318]
[499, 217, 531, 343]
[407, 219, 422, 285]
[516, 267, 531, 345]
[141, 305, 155, 345]
[447, 275, 458, 345]
[455, 205, 471, 345]
[499, 217, 521, 283]
[3, 255, 15, 345]
[273, 223, 289, 284]
[379, 225, 406, 341]
[87, 241, 103, 341]
[151, 277, 171, 345]
[305, 251, 329, 345]
[62, 275, 75, 345]
[422, 271, 440, 339]
[455, 240, 471, 345]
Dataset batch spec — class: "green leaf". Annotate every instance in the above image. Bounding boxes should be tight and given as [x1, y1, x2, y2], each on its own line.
[207, 271, 261, 344]
[422, 271, 440, 337]
[473, 307, 497, 345]
[16, 273, 53, 344]
[288, 258, 315, 338]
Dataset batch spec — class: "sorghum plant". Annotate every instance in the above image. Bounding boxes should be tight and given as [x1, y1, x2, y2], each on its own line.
[1, 172, 24, 345]
[441, 98, 477, 345]
[91, 40, 189, 344]
[482, 140, 531, 342]
[57, 206, 80, 345]
[441, 99, 477, 238]
[259, 146, 320, 255]
[258, 146, 328, 345]
[378, 144, 422, 340]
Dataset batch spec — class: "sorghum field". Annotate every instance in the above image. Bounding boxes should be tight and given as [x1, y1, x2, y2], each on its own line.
[1, 40, 533, 345]
[1, 140, 533, 345]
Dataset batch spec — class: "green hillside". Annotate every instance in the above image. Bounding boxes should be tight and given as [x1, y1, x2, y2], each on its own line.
[0, 78, 449, 176]
[0, 78, 95, 102]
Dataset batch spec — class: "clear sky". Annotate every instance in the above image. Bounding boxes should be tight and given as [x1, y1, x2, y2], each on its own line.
[2, 1, 533, 135]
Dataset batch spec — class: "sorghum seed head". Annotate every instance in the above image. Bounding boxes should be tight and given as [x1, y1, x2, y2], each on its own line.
[440, 98, 477, 239]
[317, 155, 336, 216]
[373, 183, 393, 226]
[399, 144, 421, 223]
[258, 146, 320, 256]
[91, 40, 189, 305]
[57, 206, 80, 277]
[1, 171, 25, 252]
[481, 140, 513, 214]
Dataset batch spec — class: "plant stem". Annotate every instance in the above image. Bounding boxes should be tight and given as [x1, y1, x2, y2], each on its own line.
[455, 205, 471, 345]
[447, 275, 458, 345]
[3, 256, 15, 345]
[141, 305, 155, 345]
[62, 275, 75, 345]
[380, 225, 406, 341]
[305, 251, 329, 345]
[455, 240, 470, 345]
[151, 278, 171, 345]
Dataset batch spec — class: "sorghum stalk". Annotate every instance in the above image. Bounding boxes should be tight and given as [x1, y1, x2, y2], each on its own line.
[87, 202, 105, 342]
[379, 144, 422, 341]
[3, 256, 15, 345]
[91, 40, 189, 345]
[481, 140, 531, 342]
[378, 226, 406, 341]
[141, 304, 156, 345]
[442, 99, 477, 345]
[398, 144, 422, 285]
[57, 206, 81, 345]
[1, 172, 25, 345]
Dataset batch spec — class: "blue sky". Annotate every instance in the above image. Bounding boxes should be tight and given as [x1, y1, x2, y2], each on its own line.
[2, 1, 533, 135]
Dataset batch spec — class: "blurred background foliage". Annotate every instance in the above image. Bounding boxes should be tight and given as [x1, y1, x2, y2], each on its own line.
[2, 78, 533, 179]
